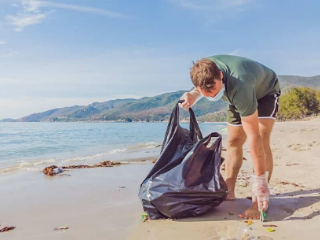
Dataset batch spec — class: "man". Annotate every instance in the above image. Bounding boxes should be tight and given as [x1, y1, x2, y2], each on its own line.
[180, 55, 280, 219]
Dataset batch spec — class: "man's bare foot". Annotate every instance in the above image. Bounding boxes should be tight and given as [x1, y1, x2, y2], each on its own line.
[226, 192, 235, 201]
[238, 202, 260, 219]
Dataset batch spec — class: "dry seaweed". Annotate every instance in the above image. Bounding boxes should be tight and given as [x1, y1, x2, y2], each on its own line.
[0, 226, 16, 232]
[43, 165, 62, 176]
[286, 163, 300, 166]
[43, 161, 122, 176]
[54, 226, 69, 231]
[280, 181, 304, 188]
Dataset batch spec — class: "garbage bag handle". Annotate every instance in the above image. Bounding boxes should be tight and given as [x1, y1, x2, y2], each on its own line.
[188, 106, 203, 141]
[176, 100, 203, 139]
[161, 100, 203, 152]
[202, 132, 222, 150]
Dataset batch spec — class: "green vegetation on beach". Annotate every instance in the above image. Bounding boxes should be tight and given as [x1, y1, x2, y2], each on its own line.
[278, 87, 320, 120]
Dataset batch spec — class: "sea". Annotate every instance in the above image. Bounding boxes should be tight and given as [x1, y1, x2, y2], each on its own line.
[0, 122, 227, 175]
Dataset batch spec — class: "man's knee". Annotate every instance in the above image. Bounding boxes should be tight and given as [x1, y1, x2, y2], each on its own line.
[227, 136, 246, 148]
[259, 130, 271, 147]
[258, 118, 275, 146]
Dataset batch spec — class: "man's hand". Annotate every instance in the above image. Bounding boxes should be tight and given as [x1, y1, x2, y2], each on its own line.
[179, 89, 202, 110]
[252, 172, 270, 212]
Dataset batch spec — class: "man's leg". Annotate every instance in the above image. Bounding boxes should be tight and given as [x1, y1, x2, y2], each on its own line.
[239, 118, 275, 219]
[225, 123, 247, 200]
[259, 118, 276, 181]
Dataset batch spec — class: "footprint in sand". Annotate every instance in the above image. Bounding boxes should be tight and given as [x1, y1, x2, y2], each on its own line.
[287, 143, 312, 151]
[282, 207, 295, 214]
[301, 127, 320, 132]
[202, 225, 229, 240]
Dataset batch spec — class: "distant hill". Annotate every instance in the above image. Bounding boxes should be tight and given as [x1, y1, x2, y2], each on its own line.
[19, 105, 85, 122]
[0, 118, 18, 122]
[1, 91, 227, 122]
[278, 75, 320, 90]
[1, 75, 319, 122]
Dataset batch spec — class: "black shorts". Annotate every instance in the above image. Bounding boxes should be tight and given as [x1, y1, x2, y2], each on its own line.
[227, 92, 281, 126]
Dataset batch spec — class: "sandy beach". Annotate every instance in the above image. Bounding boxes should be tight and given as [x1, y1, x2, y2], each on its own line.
[1, 119, 320, 240]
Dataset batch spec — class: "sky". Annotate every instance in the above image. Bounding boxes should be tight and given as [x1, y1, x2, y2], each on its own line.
[0, 0, 320, 119]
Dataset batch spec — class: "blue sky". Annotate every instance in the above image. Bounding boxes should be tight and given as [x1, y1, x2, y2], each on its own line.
[0, 0, 319, 119]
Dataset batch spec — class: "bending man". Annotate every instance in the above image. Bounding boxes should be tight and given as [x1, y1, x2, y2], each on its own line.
[180, 55, 280, 219]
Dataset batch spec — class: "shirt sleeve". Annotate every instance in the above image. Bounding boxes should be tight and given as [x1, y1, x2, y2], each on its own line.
[233, 84, 258, 117]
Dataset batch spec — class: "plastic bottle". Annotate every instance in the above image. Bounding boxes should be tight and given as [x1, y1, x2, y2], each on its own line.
[235, 225, 257, 240]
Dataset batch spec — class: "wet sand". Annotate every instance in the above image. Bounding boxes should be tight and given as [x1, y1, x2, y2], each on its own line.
[0, 163, 152, 240]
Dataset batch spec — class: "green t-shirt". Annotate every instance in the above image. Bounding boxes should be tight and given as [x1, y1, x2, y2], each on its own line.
[207, 55, 280, 117]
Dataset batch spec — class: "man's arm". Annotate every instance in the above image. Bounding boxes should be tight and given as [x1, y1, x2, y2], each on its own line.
[241, 110, 265, 176]
[189, 87, 202, 100]
[180, 88, 202, 110]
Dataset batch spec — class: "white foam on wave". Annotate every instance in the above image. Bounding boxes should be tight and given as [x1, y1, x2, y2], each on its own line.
[108, 148, 128, 154]
[0, 158, 57, 174]
[0, 141, 162, 175]
[18, 158, 57, 166]
[60, 153, 106, 163]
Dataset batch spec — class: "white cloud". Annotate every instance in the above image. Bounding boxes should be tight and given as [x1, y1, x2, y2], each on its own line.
[177, 0, 255, 11]
[171, 0, 259, 26]
[0, 40, 8, 45]
[6, 13, 48, 31]
[6, 0, 128, 31]
[21, 0, 42, 12]
[38, 1, 128, 18]
[228, 49, 242, 55]
[6, 1, 49, 31]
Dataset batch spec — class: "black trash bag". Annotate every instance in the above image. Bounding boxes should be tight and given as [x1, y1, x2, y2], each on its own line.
[138, 101, 228, 219]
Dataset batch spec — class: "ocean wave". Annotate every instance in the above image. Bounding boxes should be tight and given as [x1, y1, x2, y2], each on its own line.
[0, 158, 57, 174]
[60, 153, 106, 163]
[0, 141, 161, 175]
[108, 148, 128, 154]
[127, 142, 161, 150]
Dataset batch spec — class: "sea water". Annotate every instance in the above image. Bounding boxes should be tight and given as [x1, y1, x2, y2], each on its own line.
[0, 122, 226, 175]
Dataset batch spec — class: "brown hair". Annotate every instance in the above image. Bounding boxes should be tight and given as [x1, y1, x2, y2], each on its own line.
[190, 58, 221, 92]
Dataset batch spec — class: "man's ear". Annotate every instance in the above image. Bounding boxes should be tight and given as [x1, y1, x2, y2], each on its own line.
[220, 71, 223, 80]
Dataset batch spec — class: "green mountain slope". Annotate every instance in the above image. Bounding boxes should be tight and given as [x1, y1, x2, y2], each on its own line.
[20, 106, 85, 122]
[1, 75, 319, 122]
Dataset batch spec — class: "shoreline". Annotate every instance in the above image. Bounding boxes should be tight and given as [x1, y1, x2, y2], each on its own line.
[0, 120, 228, 123]
[1, 116, 319, 124]
[0, 151, 160, 177]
